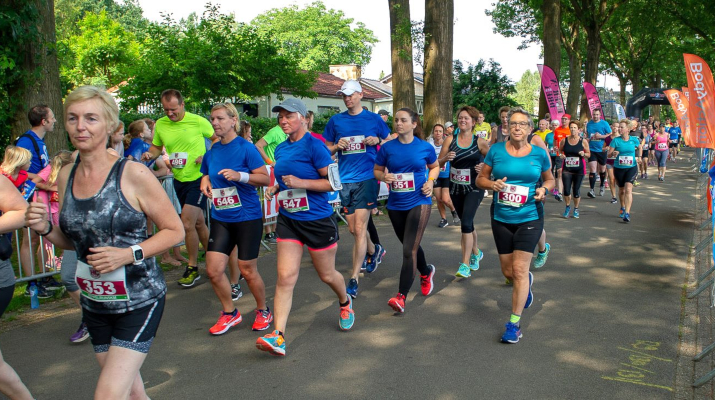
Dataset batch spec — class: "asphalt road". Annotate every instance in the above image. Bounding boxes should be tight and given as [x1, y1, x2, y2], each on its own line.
[2, 150, 697, 399]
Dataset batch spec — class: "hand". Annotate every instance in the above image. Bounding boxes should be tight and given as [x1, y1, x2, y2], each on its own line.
[264, 185, 279, 200]
[474, 162, 483, 174]
[282, 175, 303, 189]
[559, 153, 566, 159]
[25, 198, 50, 233]
[200, 176, 213, 199]
[140, 152, 153, 162]
[336, 138, 349, 150]
[534, 187, 547, 202]
[612, 151, 619, 157]
[364, 136, 380, 146]
[578, 151, 585, 157]
[86, 246, 133, 273]
[194, 155, 203, 165]
[382, 173, 396, 184]
[446, 151, 456, 161]
[492, 177, 507, 192]
[421, 180, 434, 196]
[218, 169, 240, 181]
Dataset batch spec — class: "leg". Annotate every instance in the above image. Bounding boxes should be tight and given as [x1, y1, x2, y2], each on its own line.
[181, 204, 204, 267]
[94, 347, 148, 400]
[238, 258, 267, 310]
[346, 209, 372, 280]
[458, 191, 484, 265]
[273, 241, 302, 333]
[588, 160, 597, 190]
[608, 167, 617, 198]
[309, 245, 348, 305]
[598, 163, 607, 189]
[205, 252, 233, 312]
[366, 215, 380, 247]
[572, 174, 584, 208]
[0, 348, 33, 400]
[555, 168, 563, 195]
[441, 189, 456, 212]
[388, 206, 431, 296]
[434, 187, 447, 219]
[624, 182, 634, 213]
[509, 251, 535, 316]
[228, 247, 240, 286]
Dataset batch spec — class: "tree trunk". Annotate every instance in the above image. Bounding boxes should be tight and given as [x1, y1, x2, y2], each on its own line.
[10, 0, 66, 154]
[539, 0, 561, 119]
[618, 76, 627, 106]
[579, 24, 601, 120]
[651, 73, 662, 120]
[565, 41, 582, 117]
[388, 0, 416, 112]
[423, 0, 454, 133]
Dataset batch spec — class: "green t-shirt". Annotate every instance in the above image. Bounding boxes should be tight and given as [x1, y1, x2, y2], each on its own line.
[262, 125, 287, 163]
[153, 112, 213, 182]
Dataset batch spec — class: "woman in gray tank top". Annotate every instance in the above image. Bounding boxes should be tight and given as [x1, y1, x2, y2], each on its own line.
[25, 86, 183, 399]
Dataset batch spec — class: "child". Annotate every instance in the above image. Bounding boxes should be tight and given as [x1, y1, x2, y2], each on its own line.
[36, 150, 73, 270]
[1, 145, 35, 200]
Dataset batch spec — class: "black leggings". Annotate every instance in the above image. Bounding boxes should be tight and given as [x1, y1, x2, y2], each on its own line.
[368, 215, 380, 246]
[387, 205, 431, 296]
[450, 189, 484, 233]
[0, 284, 14, 317]
[562, 172, 584, 198]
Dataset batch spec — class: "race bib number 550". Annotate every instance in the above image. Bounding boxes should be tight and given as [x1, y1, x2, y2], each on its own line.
[343, 136, 366, 155]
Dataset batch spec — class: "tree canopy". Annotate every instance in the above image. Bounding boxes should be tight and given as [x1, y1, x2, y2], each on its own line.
[453, 59, 518, 123]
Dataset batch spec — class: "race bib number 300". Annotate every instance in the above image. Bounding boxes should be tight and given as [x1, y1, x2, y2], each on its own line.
[497, 184, 529, 207]
[343, 135, 366, 155]
[391, 173, 415, 192]
[212, 187, 241, 210]
[169, 152, 188, 169]
[75, 261, 130, 302]
[277, 189, 310, 213]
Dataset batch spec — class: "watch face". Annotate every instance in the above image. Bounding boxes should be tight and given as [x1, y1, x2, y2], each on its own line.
[134, 248, 143, 261]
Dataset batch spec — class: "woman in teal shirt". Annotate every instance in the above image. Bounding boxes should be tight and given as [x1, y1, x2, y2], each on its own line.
[608, 119, 642, 223]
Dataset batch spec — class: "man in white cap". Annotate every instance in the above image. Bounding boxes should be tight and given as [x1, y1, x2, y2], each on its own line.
[324, 80, 390, 298]
[444, 121, 455, 137]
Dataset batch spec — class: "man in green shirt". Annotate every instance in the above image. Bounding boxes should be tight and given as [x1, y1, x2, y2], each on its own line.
[254, 125, 286, 243]
[142, 89, 214, 287]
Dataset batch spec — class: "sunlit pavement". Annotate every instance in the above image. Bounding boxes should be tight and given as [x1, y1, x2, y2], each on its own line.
[3, 149, 700, 399]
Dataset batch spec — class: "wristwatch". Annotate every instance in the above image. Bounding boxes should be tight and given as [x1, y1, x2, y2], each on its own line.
[130, 245, 144, 265]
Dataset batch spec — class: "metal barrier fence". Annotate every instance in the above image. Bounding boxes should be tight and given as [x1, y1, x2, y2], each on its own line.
[12, 227, 59, 283]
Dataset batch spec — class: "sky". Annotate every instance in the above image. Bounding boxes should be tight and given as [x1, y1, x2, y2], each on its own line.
[136, 0, 615, 88]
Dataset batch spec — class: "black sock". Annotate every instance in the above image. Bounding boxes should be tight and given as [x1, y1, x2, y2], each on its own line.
[599, 172, 606, 187]
[589, 173, 596, 189]
[188, 266, 197, 271]
[278, 330, 284, 337]
[340, 299, 350, 307]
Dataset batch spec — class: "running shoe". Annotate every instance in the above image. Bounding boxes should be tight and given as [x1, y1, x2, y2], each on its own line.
[438, 218, 449, 228]
[551, 189, 558, 196]
[178, 267, 201, 287]
[610, 197, 618, 204]
[209, 309, 242, 335]
[70, 322, 89, 343]
[346, 278, 358, 298]
[604, 180, 609, 188]
[42, 277, 63, 291]
[26, 282, 53, 299]
[339, 297, 355, 330]
[555, 192, 563, 202]
[256, 330, 286, 356]
[623, 213, 631, 223]
[587, 190, 595, 198]
[420, 264, 436, 296]
[388, 293, 406, 313]
[644, 173, 648, 179]
[451, 211, 460, 225]
[599, 186, 605, 196]
[501, 322, 522, 344]
[505, 278, 512, 285]
[252, 309, 273, 331]
[563, 205, 571, 218]
[619, 207, 625, 218]
[365, 253, 378, 273]
[360, 255, 367, 272]
[533, 243, 550, 269]
[374, 243, 386, 265]
[455, 263, 471, 278]
[231, 283, 243, 301]
[573, 208, 580, 219]
[634, 181, 641, 187]
[469, 249, 484, 271]
[264, 233, 277, 245]
[524, 271, 534, 309]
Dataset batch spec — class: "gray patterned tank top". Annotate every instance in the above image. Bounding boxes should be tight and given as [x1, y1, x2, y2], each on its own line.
[59, 158, 166, 314]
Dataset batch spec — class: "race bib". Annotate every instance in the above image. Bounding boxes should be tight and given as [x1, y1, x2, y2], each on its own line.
[343, 136, 366, 155]
[277, 189, 309, 213]
[657, 143, 667, 150]
[565, 157, 580, 167]
[450, 167, 470, 185]
[212, 187, 241, 210]
[169, 152, 188, 169]
[439, 164, 447, 172]
[391, 173, 415, 192]
[497, 184, 529, 207]
[619, 156, 634, 166]
[475, 131, 488, 139]
[75, 261, 130, 302]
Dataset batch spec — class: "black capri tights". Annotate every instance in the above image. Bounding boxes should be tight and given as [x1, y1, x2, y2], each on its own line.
[387, 205, 431, 296]
[450, 190, 484, 234]
[561, 172, 584, 198]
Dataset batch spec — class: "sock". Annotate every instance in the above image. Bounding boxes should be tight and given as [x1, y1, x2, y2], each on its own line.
[278, 330, 284, 337]
[223, 308, 237, 316]
[539, 247, 547, 254]
[188, 266, 197, 271]
[589, 173, 596, 189]
[599, 172, 606, 186]
[340, 299, 350, 307]
[510, 314, 521, 324]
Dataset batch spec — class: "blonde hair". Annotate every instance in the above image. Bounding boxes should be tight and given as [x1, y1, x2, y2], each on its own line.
[124, 120, 147, 150]
[211, 103, 240, 133]
[1, 145, 32, 176]
[64, 85, 120, 135]
[47, 150, 74, 186]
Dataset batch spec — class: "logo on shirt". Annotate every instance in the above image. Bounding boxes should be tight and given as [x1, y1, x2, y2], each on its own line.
[510, 186, 516, 193]
[90, 268, 101, 279]
[396, 174, 403, 180]
[287, 191, 293, 198]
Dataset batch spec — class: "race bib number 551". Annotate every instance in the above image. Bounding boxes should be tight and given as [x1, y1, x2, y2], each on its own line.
[391, 173, 415, 192]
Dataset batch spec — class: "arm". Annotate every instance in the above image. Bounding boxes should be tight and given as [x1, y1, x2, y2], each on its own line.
[438, 135, 454, 167]
[217, 165, 270, 188]
[530, 135, 551, 169]
[0, 177, 28, 234]
[534, 169, 556, 201]
[151, 156, 170, 178]
[582, 139, 591, 159]
[254, 138, 274, 166]
[140, 144, 163, 162]
[558, 138, 566, 157]
[24, 165, 75, 249]
[280, 167, 332, 193]
[373, 165, 395, 184]
[421, 162, 440, 196]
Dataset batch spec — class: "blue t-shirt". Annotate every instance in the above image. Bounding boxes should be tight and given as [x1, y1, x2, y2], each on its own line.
[586, 120, 611, 153]
[16, 130, 49, 174]
[485, 142, 550, 224]
[200, 137, 265, 223]
[323, 110, 390, 183]
[611, 136, 641, 169]
[669, 127, 682, 141]
[544, 132, 556, 155]
[124, 138, 152, 166]
[274, 133, 334, 221]
[375, 138, 437, 211]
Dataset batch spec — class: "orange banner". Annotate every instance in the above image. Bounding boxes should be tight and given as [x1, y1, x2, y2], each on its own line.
[683, 87, 711, 148]
[664, 89, 691, 146]
[684, 54, 715, 148]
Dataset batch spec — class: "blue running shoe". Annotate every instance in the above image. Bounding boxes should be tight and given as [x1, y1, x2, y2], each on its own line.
[533, 243, 550, 269]
[623, 213, 630, 223]
[469, 249, 484, 271]
[524, 271, 534, 309]
[256, 330, 286, 356]
[365, 253, 378, 274]
[563, 205, 571, 218]
[374, 243, 386, 265]
[573, 208, 580, 218]
[618, 207, 625, 218]
[346, 278, 358, 299]
[339, 297, 355, 331]
[501, 322, 522, 344]
[455, 263, 471, 278]
[360, 255, 367, 272]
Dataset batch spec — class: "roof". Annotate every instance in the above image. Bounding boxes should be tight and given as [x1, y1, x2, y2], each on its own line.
[303, 72, 384, 100]
[360, 78, 393, 96]
[379, 73, 424, 84]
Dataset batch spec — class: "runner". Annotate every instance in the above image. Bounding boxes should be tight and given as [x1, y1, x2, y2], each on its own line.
[430, 124, 459, 228]
[604, 128, 620, 204]
[374, 108, 439, 313]
[256, 99, 354, 356]
[609, 119, 643, 222]
[551, 115, 570, 201]
[585, 109, 611, 198]
[323, 80, 389, 298]
[639, 124, 650, 179]
[668, 122, 681, 162]
[438, 106, 489, 278]
[27, 85, 184, 399]
[654, 125, 669, 181]
[534, 119, 551, 142]
[141, 89, 214, 288]
[254, 125, 286, 245]
[199, 103, 273, 335]
[489, 106, 511, 145]
[474, 111, 492, 142]
[477, 107, 554, 344]
[559, 120, 590, 219]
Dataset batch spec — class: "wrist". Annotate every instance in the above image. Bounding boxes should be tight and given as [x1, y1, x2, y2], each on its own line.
[38, 221, 53, 237]
[238, 171, 250, 183]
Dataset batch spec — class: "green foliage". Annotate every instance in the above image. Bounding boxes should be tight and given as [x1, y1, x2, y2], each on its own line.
[251, 1, 378, 72]
[453, 59, 518, 123]
[511, 70, 541, 113]
[120, 4, 317, 114]
[486, 0, 542, 50]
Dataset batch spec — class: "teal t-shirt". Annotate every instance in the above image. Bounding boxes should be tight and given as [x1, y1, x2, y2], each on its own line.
[485, 142, 550, 224]
[611, 136, 641, 169]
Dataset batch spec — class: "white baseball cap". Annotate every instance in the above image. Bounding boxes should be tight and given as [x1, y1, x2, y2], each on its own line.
[337, 80, 363, 96]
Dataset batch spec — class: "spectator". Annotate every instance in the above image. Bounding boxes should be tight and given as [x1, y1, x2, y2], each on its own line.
[306, 111, 326, 143]
[124, 120, 151, 161]
[239, 120, 252, 142]
[107, 120, 125, 156]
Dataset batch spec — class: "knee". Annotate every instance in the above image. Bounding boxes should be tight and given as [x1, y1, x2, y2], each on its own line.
[316, 269, 337, 284]
[238, 262, 259, 281]
[460, 224, 474, 234]
[276, 268, 299, 287]
[206, 263, 226, 281]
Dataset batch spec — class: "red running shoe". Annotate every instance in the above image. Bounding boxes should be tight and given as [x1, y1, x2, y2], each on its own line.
[252, 309, 273, 331]
[209, 309, 242, 335]
[420, 264, 436, 296]
[388, 293, 406, 313]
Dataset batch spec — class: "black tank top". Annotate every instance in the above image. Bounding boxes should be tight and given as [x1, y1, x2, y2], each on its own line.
[60, 158, 166, 314]
[562, 137, 586, 173]
[495, 126, 509, 143]
[448, 134, 483, 195]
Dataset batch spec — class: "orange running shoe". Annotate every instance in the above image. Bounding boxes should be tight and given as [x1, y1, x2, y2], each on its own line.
[388, 293, 406, 313]
[209, 309, 242, 335]
[256, 330, 286, 356]
[252, 309, 273, 331]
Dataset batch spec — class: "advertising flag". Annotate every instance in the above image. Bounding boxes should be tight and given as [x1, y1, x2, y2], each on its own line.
[615, 103, 626, 121]
[683, 86, 712, 148]
[582, 82, 604, 117]
[684, 54, 715, 148]
[537, 64, 566, 120]
[664, 89, 691, 146]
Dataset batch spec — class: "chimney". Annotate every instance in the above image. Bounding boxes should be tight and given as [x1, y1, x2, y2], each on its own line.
[330, 64, 362, 81]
